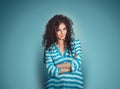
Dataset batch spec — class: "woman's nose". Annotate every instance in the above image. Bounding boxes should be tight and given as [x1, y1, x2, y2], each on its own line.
[61, 30, 64, 34]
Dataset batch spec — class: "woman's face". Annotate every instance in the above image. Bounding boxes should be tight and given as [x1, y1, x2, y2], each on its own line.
[55, 23, 67, 41]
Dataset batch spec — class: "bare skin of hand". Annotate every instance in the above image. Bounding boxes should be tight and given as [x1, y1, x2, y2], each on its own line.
[56, 62, 71, 69]
[59, 68, 71, 74]
[74, 54, 78, 58]
[56, 62, 71, 73]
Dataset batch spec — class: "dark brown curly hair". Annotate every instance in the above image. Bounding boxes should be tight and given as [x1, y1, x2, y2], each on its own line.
[42, 14, 74, 62]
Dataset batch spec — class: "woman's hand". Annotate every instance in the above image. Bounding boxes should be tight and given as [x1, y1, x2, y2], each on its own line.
[59, 68, 71, 74]
[56, 62, 71, 69]
[56, 62, 72, 73]
[74, 54, 78, 58]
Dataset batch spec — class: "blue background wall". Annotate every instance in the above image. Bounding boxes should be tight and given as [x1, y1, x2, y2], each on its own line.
[0, 0, 120, 89]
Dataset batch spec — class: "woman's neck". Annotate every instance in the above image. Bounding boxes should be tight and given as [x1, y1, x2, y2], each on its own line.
[56, 39, 66, 47]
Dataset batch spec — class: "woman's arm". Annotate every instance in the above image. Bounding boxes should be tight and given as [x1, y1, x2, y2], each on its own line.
[70, 39, 82, 71]
[56, 62, 71, 69]
[45, 49, 61, 77]
[56, 62, 72, 73]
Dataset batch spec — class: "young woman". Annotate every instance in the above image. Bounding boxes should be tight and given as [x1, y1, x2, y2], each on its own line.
[42, 14, 83, 89]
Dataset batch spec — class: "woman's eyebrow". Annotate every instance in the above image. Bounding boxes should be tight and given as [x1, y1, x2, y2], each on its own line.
[63, 27, 66, 29]
[57, 27, 66, 30]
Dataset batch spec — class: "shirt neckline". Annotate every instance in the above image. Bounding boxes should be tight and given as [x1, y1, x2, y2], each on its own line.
[54, 42, 67, 57]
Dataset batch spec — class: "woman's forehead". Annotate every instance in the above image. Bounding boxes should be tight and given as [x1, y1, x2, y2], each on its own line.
[58, 23, 66, 29]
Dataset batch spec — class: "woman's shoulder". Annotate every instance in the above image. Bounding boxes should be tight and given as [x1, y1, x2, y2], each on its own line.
[71, 38, 81, 44]
[45, 43, 55, 52]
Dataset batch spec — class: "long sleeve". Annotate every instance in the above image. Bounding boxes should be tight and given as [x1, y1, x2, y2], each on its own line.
[45, 49, 61, 77]
[70, 39, 82, 71]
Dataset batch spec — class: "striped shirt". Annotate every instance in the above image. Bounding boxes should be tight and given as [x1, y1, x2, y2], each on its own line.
[44, 39, 84, 89]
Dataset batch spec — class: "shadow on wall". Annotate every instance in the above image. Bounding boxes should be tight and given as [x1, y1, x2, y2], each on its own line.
[82, 53, 88, 89]
[37, 49, 48, 88]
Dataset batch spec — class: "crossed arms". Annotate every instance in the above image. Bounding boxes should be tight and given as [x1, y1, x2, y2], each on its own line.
[45, 40, 82, 77]
[56, 62, 71, 73]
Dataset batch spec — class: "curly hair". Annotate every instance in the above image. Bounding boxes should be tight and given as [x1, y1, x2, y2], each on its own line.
[42, 14, 74, 62]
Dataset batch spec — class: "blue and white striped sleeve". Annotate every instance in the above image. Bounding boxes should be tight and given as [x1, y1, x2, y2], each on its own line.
[70, 39, 82, 71]
[45, 49, 61, 77]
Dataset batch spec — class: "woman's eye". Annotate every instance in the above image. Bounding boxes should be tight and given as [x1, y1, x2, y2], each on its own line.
[56, 29, 60, 32]
[63, 28, 67, 30]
